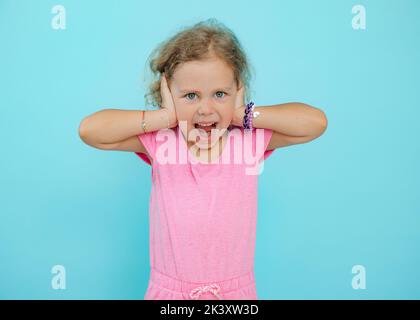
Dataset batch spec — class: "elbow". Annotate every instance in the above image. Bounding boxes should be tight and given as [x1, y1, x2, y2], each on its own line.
[301, 103, 328, 134]
[78, 113, 113, 150]
[319, 110, 328, 132]
[313, 109, 328, 138]
[78, 116, 93, 145]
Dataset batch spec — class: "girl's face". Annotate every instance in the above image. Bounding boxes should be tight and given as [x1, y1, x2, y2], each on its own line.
[168, 56, 238, 150]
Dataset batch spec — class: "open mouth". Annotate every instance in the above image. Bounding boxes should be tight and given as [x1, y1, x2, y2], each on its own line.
[194, 122, 217, 129]
[193, 122, 218, 140]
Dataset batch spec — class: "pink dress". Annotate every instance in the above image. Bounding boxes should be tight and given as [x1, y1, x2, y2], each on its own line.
[134, 125, 275, 300]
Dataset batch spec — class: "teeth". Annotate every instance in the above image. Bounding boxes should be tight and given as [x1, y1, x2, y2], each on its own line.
[196, 122, 215, 127]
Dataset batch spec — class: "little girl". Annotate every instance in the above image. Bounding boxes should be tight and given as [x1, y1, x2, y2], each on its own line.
[79, 18, 327, 300]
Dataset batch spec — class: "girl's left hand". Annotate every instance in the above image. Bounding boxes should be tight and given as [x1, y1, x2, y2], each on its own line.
[233, 82, 245, 126]
[160, 73, 178, 128]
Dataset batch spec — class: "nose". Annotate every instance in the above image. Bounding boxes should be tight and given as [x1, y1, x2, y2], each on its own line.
[197, 99, 214, 116]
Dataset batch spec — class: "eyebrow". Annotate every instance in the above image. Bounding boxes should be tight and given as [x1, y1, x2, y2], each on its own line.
[179, 87, 233, 94]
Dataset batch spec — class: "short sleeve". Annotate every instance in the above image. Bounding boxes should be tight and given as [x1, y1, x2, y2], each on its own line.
[262, 128, 275, 160]
[242, 127, 276, 165]
[134, 131, 157, 166]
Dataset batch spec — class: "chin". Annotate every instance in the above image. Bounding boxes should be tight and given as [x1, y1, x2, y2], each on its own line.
[188, 125, 228, 149]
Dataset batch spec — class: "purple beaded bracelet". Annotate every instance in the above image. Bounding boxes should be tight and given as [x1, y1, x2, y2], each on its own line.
[243, 101, 255, 130]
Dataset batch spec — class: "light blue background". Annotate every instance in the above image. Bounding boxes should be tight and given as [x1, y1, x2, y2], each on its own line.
[1, 0, 419, 299]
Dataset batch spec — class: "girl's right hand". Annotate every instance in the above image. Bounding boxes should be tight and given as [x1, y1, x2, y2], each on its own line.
[160, 73, 178, 128]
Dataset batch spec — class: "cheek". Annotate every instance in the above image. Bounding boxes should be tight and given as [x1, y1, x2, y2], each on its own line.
[174, 103, 193, 119]
[219, 106, 235, 121]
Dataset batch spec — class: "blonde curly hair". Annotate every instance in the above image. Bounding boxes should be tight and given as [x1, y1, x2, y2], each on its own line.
[142, 18, 255, 108]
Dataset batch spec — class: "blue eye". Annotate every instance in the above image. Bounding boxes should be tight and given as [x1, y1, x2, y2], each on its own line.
[186, 93, 196, 100]
[184, 91, 227, 100]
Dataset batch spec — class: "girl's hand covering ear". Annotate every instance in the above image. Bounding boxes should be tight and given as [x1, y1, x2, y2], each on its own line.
[160, 73, 178, 128]
[235, 81, 245, 110]
[233, 81, 246, 127]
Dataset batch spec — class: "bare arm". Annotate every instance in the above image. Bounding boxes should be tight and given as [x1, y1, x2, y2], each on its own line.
[233, 102, 328, 150]
[78, 108, 176, 151]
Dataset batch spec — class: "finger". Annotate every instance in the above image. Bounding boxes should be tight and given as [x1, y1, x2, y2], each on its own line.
[236, 89, 245, 109]
[162, 73, 171, 91]
[161, 74, 168, 91]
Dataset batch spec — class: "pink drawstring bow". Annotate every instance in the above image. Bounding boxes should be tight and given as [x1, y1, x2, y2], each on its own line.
[189, 283, 223, 300]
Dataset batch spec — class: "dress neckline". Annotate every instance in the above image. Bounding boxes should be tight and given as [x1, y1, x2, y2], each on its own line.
[178, 126, 232, 165]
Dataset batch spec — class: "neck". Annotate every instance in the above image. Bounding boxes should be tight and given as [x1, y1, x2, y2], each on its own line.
[188, 130, 229, 159]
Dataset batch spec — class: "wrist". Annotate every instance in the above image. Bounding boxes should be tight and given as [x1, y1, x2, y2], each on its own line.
[160, 108, 178, 129]
[168, 113, 178, 128]
[233, 106, 245, 127]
